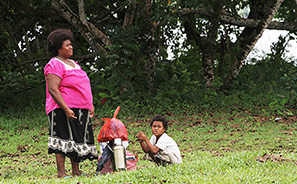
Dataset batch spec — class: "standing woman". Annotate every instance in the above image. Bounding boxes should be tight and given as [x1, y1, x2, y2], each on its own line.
[44, 29, 98, 178]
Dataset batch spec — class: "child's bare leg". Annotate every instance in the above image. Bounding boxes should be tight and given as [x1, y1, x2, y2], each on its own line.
[148, 152, 161, 165]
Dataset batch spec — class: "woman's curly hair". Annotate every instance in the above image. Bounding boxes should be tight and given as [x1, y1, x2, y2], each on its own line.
[47, 29, 74, 56]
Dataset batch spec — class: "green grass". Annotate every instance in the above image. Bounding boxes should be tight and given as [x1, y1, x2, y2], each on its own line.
[1, 108, 297, 183]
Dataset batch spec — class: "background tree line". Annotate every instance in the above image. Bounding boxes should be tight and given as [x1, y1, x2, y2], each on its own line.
[0, 0, 297, 114]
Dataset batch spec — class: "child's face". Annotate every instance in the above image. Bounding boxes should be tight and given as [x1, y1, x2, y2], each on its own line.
[151, 121, 166, 137]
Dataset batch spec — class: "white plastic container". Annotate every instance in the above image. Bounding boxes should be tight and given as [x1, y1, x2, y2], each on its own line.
[112, 138, 127, 172]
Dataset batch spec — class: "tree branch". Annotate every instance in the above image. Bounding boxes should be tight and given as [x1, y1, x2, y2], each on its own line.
[178, 7, 297, 31]
[78, 0, 88, 26]
[14, 80, 46, 94]
[17, 53, 96, 67]
[51, 0, 111, 54]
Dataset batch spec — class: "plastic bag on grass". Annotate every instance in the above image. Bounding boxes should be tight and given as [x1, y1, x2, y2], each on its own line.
[98, 151, 139, 174]
[95, 141, 114, 175]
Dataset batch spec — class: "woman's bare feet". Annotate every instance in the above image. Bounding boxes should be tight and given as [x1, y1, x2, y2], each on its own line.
[57, 171, 69, 178]
[70, 157, 83, 176]
[72, 170, 83, 176]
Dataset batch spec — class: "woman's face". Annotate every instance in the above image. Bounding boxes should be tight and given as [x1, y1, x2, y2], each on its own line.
[58, 39, 73, 58]
[151, 121, 166, 138]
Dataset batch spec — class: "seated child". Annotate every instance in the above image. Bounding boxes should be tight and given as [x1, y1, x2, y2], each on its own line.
[136, 115, 182, 166]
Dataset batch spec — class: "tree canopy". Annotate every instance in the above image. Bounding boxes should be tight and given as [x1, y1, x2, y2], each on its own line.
[0, 0, 296, 109]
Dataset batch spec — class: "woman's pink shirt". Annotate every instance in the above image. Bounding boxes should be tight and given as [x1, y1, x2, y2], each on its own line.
[44, 57, 93, 114]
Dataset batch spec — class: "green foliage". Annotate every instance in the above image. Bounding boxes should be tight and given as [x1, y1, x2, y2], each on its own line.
[89, 24, 154, 106]
[0, 0, 296, 116]
[230, 33, 297, 116]
[88, 34, 297, 116]
[276, 0, 297, 21]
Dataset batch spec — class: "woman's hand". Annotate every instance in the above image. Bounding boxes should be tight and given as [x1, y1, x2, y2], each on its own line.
[89, 105, 95, 118]
[65, 108, 77, 121]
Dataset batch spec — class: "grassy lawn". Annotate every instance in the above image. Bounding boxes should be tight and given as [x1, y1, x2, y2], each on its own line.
[1, 108, 297, 183]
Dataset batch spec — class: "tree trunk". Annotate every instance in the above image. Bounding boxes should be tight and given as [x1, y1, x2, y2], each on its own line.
[123, 0, 136, 29]
[202, 1, 222, 88]
[221, 0, 284, 90]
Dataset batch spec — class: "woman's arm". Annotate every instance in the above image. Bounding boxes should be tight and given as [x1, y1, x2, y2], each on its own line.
[47, 73, 77, 121]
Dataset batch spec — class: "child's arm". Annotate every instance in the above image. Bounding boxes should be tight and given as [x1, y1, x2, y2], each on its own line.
[136, 131, 160, 154]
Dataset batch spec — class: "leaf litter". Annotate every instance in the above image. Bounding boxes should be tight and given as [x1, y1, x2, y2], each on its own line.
[255, 153, 297, 164]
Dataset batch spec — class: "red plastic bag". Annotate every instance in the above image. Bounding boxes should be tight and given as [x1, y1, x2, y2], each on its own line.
[98, 106, 128, 142]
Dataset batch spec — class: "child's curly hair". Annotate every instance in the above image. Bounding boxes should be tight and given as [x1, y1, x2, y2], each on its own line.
[150, 115, 168, 132]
